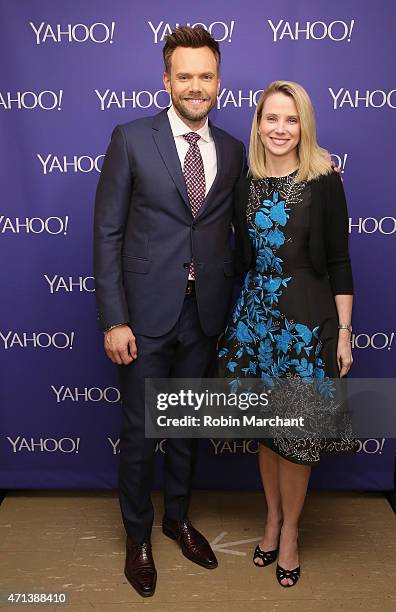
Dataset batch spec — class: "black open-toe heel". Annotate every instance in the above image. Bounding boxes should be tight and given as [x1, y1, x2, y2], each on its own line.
[253, 544, 279, 567]
[276, 563, 301, 587]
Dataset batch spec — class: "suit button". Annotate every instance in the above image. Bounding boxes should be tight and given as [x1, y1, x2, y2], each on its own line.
[192, 226, 196, 231]
[183, 262, 190, 269]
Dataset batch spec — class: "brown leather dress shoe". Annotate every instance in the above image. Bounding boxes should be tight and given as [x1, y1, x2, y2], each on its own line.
[124, 536, 157, 597]
[162, 517, 218, 569]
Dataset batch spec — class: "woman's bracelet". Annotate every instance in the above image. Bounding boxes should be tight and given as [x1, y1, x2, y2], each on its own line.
[338, 324, 352, 332]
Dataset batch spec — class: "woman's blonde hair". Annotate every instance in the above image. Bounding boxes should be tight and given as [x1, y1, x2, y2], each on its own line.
[249, 80, 331, 182]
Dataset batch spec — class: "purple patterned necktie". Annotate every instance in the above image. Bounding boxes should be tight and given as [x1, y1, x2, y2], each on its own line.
[183, 132, 206, 216]
[183, 132, 206, 278]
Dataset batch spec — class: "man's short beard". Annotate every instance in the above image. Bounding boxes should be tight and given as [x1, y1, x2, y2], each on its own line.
[172, 95, 215, 124]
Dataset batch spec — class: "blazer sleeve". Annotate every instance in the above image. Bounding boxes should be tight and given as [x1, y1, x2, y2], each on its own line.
[239, 142, 249, 179]
[323, 172, 353, 295]
[93, 125, 132, 329]
[233, 175, 252, 276]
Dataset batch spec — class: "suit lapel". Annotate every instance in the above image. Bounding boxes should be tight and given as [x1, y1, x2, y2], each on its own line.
[151, 110, 226, 218]
[152, 110, 190, 209]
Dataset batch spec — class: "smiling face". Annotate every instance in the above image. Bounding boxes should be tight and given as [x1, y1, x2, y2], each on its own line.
[163, 46, 220, 129]
[258, 92, 301, 164]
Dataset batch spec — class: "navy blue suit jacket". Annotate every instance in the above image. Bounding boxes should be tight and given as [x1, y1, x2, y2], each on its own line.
[94, 109, 247, 337]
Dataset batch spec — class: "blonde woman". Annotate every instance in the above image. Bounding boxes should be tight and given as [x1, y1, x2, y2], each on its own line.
[218, 81, 358, 587]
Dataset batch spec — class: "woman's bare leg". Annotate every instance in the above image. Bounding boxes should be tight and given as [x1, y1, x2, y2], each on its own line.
[278, 455, 311, 585]
[254, 444, 283, 565]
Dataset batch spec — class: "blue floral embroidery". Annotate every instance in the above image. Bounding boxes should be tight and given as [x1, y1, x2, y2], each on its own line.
[220, 189, 335, 399]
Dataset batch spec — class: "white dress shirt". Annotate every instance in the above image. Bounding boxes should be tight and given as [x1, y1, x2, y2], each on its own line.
[167, 104, 217, 196]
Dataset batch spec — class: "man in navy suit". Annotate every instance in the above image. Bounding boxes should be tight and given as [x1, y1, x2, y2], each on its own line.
[94, 26, 246, 597]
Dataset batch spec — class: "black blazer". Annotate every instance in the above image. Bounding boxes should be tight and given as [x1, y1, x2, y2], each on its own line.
[233, 171, 353, 295]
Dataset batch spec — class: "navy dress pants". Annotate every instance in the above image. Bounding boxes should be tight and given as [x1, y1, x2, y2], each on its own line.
[118, 293, 218, 543]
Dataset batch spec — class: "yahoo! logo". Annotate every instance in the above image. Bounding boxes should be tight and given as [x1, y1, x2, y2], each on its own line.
[7, 436, 81, 453]
[0, 215, 69, 235]
[217, 89, 263, 109]
[155, 440, 167, 453]
[210, 439, 259, 454]
[0, 331, 75, 350]
[52, 386, 120, 403]
[351, 332, 394, 351]
[330, 153, 348, 173]
[95, 89, 170, 111]
[37, 154, 104, 174]
[29, 22, 116, 45]
[148, 21, 235, 44]
[107, 437, 161, 454]
[107, 437, 120, 455]
[44, 275, 95, 293]
[267, 19, 355, 42]
[0, 90, 63, 110]
[349, 217, 396, 235]
[329, 88, 396, 109]
[356, 438, 386, 454]
[107, 438, 167, 455]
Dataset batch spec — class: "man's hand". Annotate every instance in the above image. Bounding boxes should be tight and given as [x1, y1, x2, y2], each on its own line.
[330, 159, 342, 174]
[104, 325, 137, 365]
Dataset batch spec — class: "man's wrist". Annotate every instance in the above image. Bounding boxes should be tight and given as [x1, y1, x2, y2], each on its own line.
[104, 323, 128, 334]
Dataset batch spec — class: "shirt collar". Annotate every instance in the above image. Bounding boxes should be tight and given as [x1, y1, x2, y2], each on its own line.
[167, 104, 211, 142]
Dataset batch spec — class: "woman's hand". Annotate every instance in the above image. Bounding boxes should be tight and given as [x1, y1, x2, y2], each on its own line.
[337, 330, 353, 377]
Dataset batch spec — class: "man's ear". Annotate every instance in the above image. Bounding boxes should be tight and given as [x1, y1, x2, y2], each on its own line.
[163, 71, 171, 93]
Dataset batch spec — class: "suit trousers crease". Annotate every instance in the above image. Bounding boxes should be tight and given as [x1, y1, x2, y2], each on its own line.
[118, 293, 218, 543]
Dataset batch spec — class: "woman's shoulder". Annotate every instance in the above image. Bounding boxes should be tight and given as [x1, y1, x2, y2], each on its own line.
[313, 169, 343, 189]
[309, 170, 344, 203]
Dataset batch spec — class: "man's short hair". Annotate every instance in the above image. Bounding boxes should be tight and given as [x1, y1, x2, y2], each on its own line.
[163, 26, 221, 73]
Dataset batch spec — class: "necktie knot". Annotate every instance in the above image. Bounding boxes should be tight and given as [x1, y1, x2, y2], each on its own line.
[183, 132, 201, 146]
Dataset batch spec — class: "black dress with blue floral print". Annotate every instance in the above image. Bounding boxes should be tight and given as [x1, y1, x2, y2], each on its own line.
[218, 171, 359, 464]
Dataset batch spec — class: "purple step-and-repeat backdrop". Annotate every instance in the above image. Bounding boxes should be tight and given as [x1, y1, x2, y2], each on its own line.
[1, 1, 395, 490]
